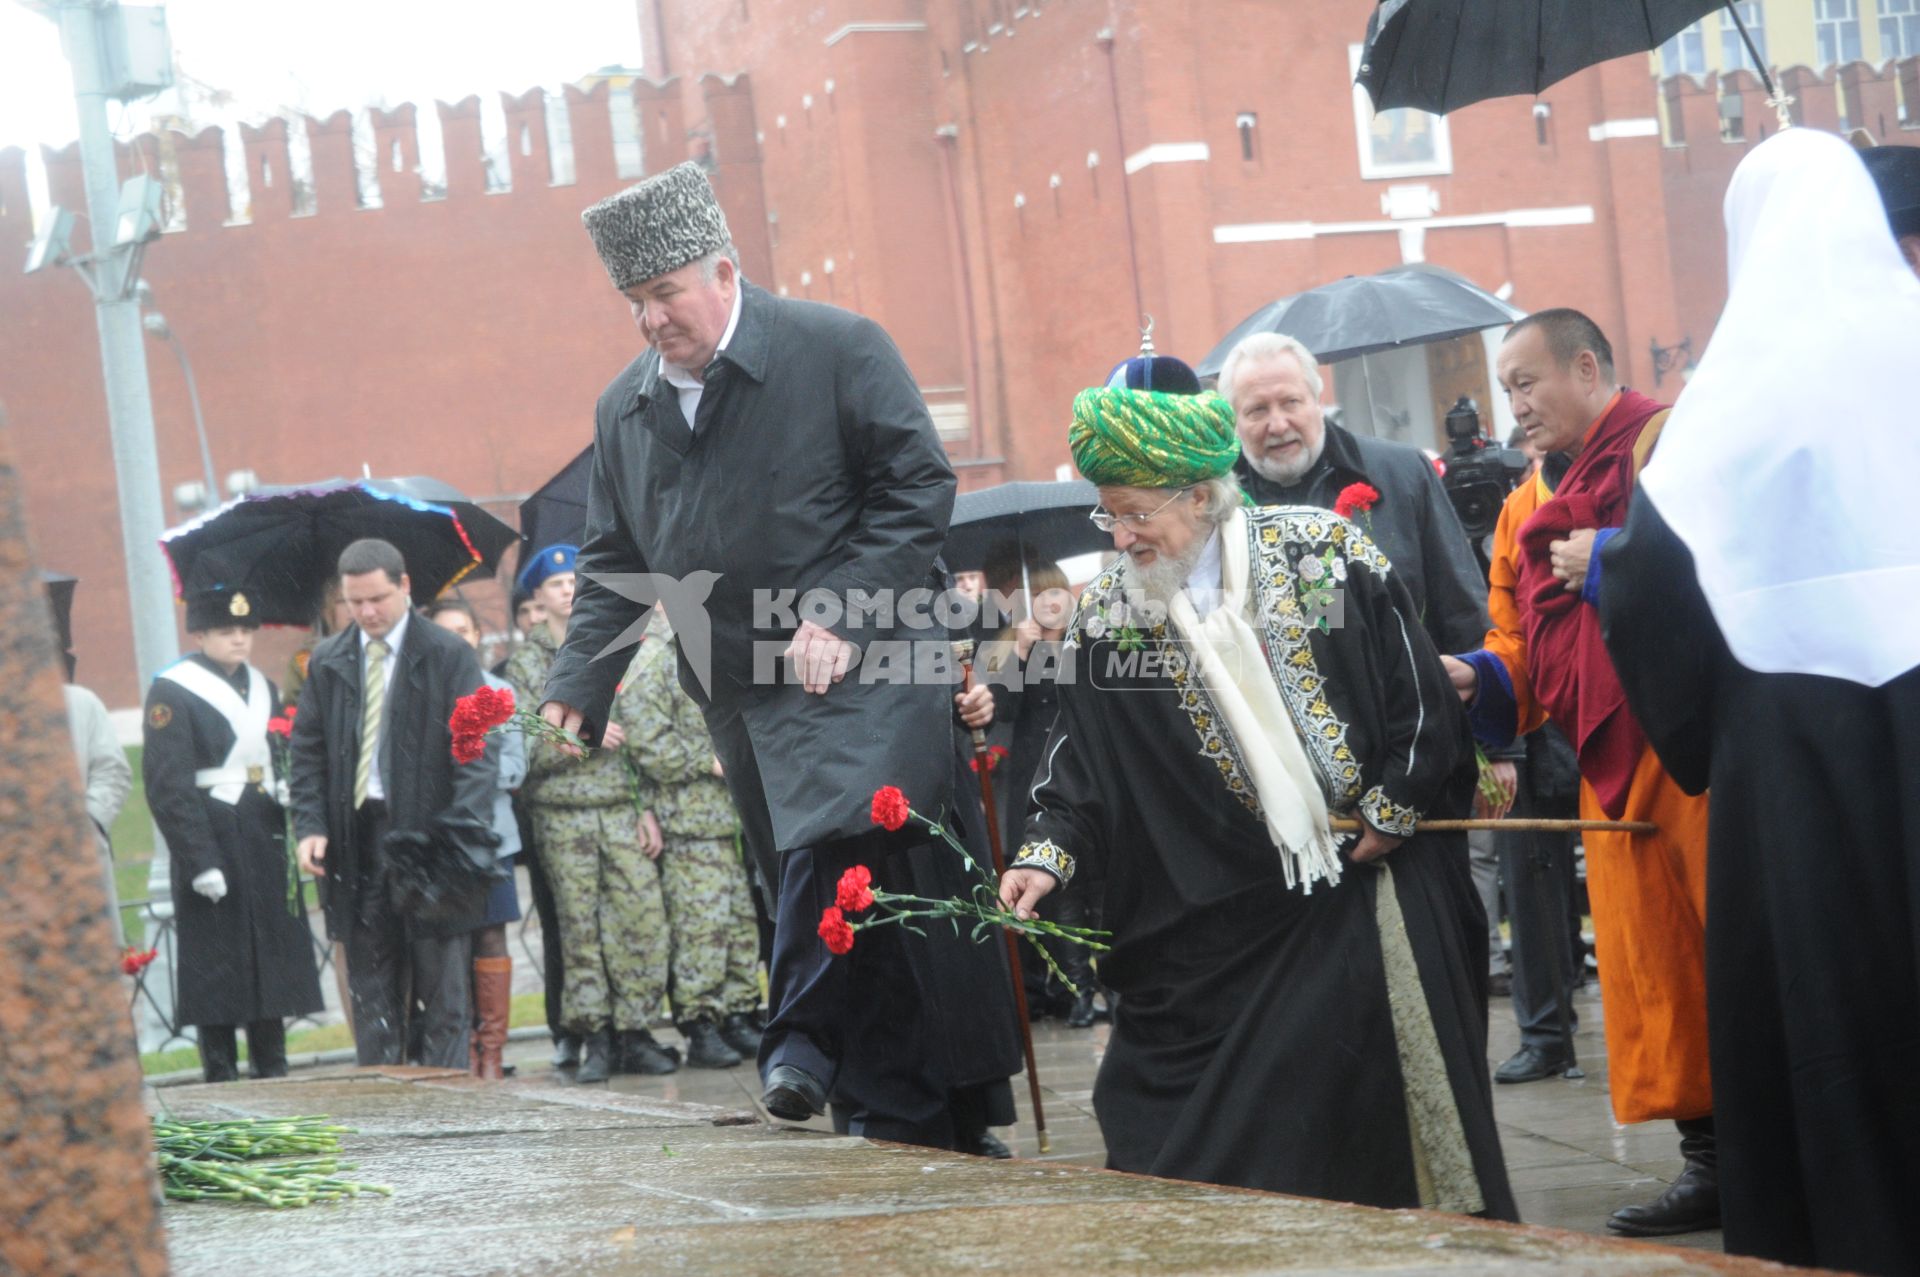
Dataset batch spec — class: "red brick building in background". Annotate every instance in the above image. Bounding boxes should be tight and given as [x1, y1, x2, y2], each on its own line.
[2, 0, 1916, 706]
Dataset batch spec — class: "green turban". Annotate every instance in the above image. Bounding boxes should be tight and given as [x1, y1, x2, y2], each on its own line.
[1068, 386, 1241, 489]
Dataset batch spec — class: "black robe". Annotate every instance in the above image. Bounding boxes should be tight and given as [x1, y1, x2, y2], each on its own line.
[142, 656, 323, 1028]
[1017, 507, 1516, 1218]
[1599, 496, 1920, 1275]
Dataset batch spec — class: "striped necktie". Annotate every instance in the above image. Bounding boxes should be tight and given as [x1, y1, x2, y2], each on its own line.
[354, 639, 389, 808]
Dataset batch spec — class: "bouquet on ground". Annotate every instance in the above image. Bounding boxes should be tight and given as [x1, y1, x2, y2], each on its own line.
[816, 786, 1111, 991]
[446, 685, 586, 763]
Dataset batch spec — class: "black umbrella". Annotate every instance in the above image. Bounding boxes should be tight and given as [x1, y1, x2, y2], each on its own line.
[944, 480, 1115, 581]
[516, 446, 593, 586]
[41, 570, 75, 656]
[159, 476, 519, 625]
[1357, 0, 1773, 117]
[1197, 264, 1525, 378]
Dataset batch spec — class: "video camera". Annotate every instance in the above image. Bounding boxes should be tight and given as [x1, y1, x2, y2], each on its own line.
[1439, 396, 1529, 542]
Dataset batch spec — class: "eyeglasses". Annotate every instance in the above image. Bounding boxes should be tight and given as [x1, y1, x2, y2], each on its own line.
[1088, 487, 1191, 533]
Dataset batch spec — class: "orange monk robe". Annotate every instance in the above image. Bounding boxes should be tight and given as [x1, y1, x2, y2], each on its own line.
[1470, 446, 1711, 1126]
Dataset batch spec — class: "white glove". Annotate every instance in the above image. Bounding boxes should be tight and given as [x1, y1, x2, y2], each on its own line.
[192, 868, 228, 902]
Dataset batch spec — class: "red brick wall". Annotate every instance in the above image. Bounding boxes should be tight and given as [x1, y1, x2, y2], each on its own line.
[0, 88, 691, 706]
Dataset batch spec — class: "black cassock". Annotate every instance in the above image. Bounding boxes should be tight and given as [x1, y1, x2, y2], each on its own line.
[1600, 497, 1920, 1275]
[142, 655, 323, 1028]
[1016, 507, 1516, 1217]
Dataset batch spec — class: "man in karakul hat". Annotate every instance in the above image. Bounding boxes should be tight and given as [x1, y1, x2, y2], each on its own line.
[997, 351, 1516, 1215]
[541, 163, 1018, 1148]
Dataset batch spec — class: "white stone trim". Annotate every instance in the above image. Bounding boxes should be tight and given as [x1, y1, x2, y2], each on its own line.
[823, 21, 929, 46]
[1587, 118, 1661, 141]
[1123, 142, 1210, 174]
[1213, 205, 1595, 243]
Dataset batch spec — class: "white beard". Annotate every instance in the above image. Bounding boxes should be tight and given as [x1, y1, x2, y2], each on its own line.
[1119, 534, 1211, 610]
[1242, 435, 1326, 486]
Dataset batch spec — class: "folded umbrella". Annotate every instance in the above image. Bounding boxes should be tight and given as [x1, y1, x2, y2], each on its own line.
[159, 477, 519, 625]
[1198, 264, 1525, 379]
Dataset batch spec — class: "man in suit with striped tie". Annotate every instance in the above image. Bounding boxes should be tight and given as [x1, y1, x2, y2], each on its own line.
[290, 538, 499, 1066]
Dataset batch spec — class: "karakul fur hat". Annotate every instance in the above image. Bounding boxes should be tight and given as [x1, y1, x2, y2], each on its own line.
[581, 161, 733, 290]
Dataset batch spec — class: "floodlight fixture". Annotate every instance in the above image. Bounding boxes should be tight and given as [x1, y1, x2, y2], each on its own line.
[114, 174, 165, 247]
[24, 207, 75, 274]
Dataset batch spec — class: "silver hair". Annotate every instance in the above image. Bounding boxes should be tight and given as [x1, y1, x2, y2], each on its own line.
[1217, 331, 1324, 405]
[696, 243, 742, 281]
[1193, 473, 1245, 524]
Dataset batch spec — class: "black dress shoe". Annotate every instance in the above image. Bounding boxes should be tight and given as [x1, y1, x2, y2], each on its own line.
[1488, 970, 1514, 997]
[719, 1011, 764, 1056]
[1066, 989, 1098, 1028]
[762, 1064, 826, 1121]
[1606, 1166, 1720, 1236]
[1495, 1044, 1572, 1084]
[961, 1131, 1014, 1159]
[552, 1033, 582, 1070]
[616, 1028, 682, 1075]
[683, 1020, 743, 1069]
[574, 1028, 614, 1084]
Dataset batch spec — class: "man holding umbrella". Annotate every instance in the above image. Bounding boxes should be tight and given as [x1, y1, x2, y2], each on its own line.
[540, 162, 1010, 1146]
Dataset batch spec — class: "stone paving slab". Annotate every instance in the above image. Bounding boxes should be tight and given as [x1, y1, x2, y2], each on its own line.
[156, 1071, 1807, 1277]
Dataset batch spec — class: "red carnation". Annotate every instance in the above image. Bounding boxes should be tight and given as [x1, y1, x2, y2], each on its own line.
[970, 744, 1010, 775]
[818, 906, 856, 955]
[451, 731, 488, 765]
[449, 685, 516, 742]
[267, 715, 294, 738]
[835, 865, 875, 913]
[1333, 483, 1380, 520]
[119, 946, 157, 977]
[870, 785, 911, 832]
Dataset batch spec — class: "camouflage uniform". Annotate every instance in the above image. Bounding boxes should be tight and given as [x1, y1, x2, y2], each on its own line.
[505, 626, 668, 1034]
[627, 631, 762, 1026]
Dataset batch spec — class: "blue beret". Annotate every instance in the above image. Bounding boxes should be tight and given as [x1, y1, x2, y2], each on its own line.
[517, 543, 579, 594]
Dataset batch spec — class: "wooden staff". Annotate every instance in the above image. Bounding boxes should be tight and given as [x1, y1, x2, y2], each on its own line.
[952, 639, 1052, 1154]
[1329, 817, 1657, 835]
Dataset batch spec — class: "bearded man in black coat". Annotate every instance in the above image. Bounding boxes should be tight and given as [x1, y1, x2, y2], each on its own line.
[541, 162, 1016, 1148]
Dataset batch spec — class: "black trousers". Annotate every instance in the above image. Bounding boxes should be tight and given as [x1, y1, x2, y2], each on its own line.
[1499, 781, 1581, 1053]
[346, 803, 472, 1067]
[197, 1020, 289, 1082]
[757, 832, 955, 1142]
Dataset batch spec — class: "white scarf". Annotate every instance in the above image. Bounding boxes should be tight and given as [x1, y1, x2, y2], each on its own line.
[159, 660, 273, 805]
[1166, 508, 1342, 892]
[1641, 129, 1920, 687]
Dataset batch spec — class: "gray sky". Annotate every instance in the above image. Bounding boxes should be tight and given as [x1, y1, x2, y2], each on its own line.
[1, 0, 643, 211]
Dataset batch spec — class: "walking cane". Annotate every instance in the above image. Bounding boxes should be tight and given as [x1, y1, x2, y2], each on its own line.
[952, 638, 1053, 1154]
[1328, 817, 1656, 834]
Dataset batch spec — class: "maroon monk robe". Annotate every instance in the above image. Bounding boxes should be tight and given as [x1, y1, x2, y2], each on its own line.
[1515, 389, 1667, 818]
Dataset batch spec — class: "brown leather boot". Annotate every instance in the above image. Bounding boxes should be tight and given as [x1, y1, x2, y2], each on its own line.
[472, 956, 513, 1081]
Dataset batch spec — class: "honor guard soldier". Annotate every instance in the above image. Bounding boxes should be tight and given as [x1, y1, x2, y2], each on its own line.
[143, 583, 324, 1082]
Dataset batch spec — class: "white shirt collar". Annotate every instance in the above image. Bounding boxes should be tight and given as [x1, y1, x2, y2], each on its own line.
[360, 609, 409, 658]
[659, 282, 744, 391]
[1185, 531, 1225, 620]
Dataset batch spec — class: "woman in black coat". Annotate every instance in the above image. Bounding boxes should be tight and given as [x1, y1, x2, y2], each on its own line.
[143, 585, 323, 1081]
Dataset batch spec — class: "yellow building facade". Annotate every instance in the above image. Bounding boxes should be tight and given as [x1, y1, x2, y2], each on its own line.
[1659, 0, 1920, 77]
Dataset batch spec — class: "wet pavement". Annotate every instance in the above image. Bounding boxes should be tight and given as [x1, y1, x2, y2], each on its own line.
[157, 985, 1798, 1276]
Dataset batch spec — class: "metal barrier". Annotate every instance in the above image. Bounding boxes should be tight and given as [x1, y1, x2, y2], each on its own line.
[119, 896, 341, 1054]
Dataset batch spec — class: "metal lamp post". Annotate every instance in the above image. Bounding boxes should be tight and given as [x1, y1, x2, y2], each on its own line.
[137, 289, 219, 502]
